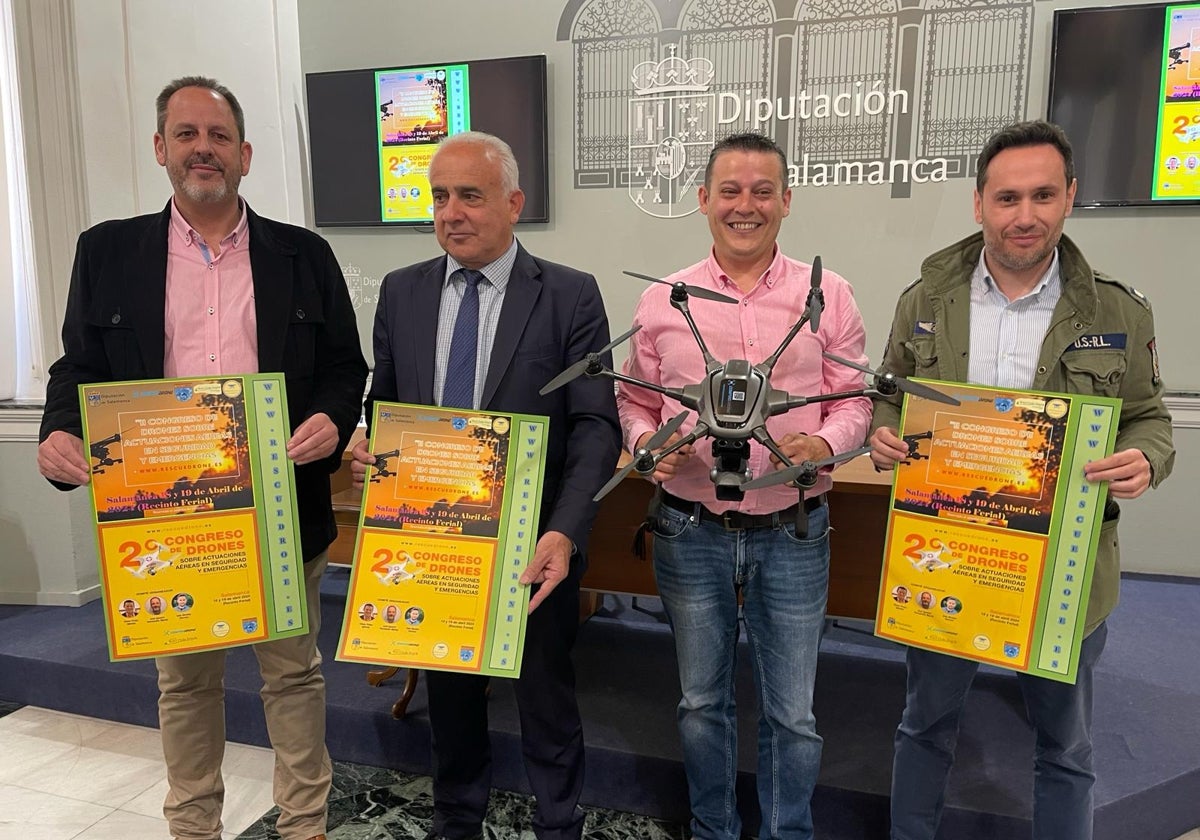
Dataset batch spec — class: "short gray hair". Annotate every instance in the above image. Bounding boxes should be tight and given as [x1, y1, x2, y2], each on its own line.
[434, 131, 521, 195]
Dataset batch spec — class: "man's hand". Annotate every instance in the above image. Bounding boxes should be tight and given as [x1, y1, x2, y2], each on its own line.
[520, 530, 573, 614]
[349, 438, 374, 491]
[635, 431, 695, 483]
[286, 412, 339, 465]
[869, 426, 910, 471]
[769, 432, 832, 468]
[1084, 448, 1151, 499]
[38, 430, 91, 486]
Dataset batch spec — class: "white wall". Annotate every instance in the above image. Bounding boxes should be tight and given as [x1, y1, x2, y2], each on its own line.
[0, 0, 1194, 605]
[0, 0, 304, 604]
[295, 0, 1197, 576]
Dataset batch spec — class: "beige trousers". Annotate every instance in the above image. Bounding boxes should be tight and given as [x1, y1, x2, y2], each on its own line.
[156, 553, 331, 840]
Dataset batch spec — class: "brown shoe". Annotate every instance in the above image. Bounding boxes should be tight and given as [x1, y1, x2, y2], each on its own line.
[306, 835, 326, 840]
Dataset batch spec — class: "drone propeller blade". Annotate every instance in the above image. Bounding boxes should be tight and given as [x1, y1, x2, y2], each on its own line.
[644, 410, 689, 451]
[600, 323, 643, 355]
[539, 361, 588, 395]
[539, 325, 641, 396]
[822, 352, 960, 406]
[592, 411, 689, 502]
[807, 256, 823, 334]
[822, 351, 875, 376]
[898, 378, 960, 406]
[623, 270, 737, 304]
[593, 460, 640, 501]
[740, 445, 874, 491]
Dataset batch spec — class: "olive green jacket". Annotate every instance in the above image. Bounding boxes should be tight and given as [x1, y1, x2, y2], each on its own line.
[871, 232, 1175, 634]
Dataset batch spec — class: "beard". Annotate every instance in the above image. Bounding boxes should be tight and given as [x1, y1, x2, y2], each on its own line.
[984, 221, 1064, 275]
[167, 152, 240, 203]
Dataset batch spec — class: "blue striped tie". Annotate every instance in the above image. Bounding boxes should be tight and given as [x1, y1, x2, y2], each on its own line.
[441, 269, 483, 409]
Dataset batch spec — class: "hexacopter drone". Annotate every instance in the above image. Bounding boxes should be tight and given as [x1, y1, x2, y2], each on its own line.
[540, 257, 959, 505]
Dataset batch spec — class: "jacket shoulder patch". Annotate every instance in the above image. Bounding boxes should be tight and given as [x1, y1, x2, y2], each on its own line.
[1094, 271, 1151, 311]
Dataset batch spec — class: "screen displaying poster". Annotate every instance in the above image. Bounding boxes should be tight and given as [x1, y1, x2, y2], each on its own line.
[79, 375, 306, 661]
[336, 402, 547, 678]
[874, 382, 1120, 683]
[376, 64, 469, 222]
[1153, 3, 1200, 199]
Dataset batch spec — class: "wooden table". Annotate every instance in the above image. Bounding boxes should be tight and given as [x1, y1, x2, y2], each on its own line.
[328, 436, 891, 715]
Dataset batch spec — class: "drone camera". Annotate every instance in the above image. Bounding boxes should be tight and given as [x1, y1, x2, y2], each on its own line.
[711, 438, 751, 501]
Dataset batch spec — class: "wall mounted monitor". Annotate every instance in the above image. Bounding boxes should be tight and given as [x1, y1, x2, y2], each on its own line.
[306, 54, 549, 226]
[1048, 2, 1200, 207]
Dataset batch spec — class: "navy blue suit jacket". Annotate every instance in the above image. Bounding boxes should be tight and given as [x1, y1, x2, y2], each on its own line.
[365, 243, 620, 556]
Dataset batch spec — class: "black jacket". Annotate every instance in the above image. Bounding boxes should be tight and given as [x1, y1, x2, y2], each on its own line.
[40, 201, 368, 561]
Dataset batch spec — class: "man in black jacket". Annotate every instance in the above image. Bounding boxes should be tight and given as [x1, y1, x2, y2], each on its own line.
[37, 76, 366, 840]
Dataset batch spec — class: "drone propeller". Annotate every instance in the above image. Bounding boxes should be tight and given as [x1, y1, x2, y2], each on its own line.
[822, 352, 960, 406]
[806, 256, 824, 334]
[740, 445, 874, 491]
[539, 324, 642, 396]
[623, 271, 738, 305]
[592, 411, 689, 501]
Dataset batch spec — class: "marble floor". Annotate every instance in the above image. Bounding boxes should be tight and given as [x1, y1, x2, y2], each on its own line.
[0, 703, 683, 840]
[2, 701, 1198, 840]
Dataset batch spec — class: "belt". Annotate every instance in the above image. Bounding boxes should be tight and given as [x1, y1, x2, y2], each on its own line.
[660, 490, 825, 531]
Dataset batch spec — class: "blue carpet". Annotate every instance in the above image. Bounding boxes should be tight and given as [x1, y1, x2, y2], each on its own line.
[1, 572, 1198, 839]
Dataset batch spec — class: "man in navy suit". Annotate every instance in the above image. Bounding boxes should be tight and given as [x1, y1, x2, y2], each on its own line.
[351, 132, 620, 840]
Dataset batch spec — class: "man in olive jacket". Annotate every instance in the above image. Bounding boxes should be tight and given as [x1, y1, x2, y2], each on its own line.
[869, 121, 1174, 840]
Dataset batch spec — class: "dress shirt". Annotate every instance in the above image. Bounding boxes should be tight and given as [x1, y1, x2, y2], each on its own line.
[618, 247, 872, 513]
[163, 199, 257, 377]
[968, 248, 1061, 390]
[432, 238, 518, 409]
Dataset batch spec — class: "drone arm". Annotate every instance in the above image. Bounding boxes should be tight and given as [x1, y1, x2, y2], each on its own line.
[610, 371, 700, 411]
[759, 312, 813, 378]
[651, 423, 708, 463]
[750, 426, 795, 468]
[773, 387, 881, 414]
[670, 297, 719, 369]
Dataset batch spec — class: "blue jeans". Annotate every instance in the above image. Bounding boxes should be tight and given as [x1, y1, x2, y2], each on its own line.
[890, 621, 1108, 840]
[652, 500, 830, 840]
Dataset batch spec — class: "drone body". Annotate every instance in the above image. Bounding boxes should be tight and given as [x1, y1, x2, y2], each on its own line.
[541, 259, 958, 503]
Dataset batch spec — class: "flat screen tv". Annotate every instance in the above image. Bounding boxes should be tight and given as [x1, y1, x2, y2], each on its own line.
[306, 54, 549, 226]
[1047, 2, 1200, 207]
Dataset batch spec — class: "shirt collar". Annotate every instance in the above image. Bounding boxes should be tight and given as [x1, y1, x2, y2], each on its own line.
[973, 247, 1061, 302]
[704, 245, 785, 291]
[169, 198, 249, 251]
[444, 237, 518, 292]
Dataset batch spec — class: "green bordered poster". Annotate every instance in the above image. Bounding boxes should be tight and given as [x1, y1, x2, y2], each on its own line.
[79, 375, 306, 661]
[874, 381, 1120, 683]
[1152, 2, 1200, 200]
[376, 63, 470, 222]
[336, 402, 548, 678]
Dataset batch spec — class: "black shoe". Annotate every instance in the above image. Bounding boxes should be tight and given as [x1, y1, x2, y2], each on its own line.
[421, 832, 482, 840]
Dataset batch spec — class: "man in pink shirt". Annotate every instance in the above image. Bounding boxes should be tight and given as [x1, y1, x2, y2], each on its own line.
[37, 76, 366, 840]
[617, 133, 871, 840]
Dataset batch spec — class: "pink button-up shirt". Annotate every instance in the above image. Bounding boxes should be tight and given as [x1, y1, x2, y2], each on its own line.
[617, 248, 871, 514]
[163, 200, 257, 378]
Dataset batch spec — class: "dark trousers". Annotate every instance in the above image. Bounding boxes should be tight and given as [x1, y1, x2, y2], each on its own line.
[890, 621, 1109, 840]
[426, 553, 586, 840]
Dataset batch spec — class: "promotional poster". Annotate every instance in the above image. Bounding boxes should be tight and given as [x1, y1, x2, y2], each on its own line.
[1153, 2, 1200, 199]
[376, 63, 470, 222]
[874, 382, 1120, 683]
[336, 402, 547, 677]
[79, 375, 306, 661]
